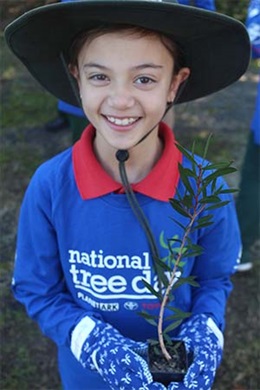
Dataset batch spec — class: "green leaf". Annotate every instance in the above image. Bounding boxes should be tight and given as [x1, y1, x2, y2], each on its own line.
[190, 243, 204, 252]
[175, 143, 196, 165]
[204, 167, 237, 184]
[180, 167, 197, 178]
[138, 310, 157, 320]
[168, 237, 184, 246]
[205, 200, 230, 211]
[174, 276, 200, 288]
[202, 161, 233, 171]
[200, 195, 221, 204]
[141, 279, 162, 299]
[165, 309, 192, 321]
[162, 253, 186, 268]
[177, 261, 187, 268]
[192, 220, 213, 230]
[170, 217, 187, 230]
[167, 307, 192, 317]
[142, 317, 158, 327]
[170, 246, 188, 256]
[163, 333, 173, 345]
[138, 311, 158, 327]
[211, 177, 217, 193]
[197, 215, 213, 224]
[169, 198, 191, 218]
[163, 319, 183, 334]
[178, 163, 195, 196]
[202, 133, 213, 160]
[181, 249, 204, 259]
[156, 259, 172, 272]
[213, 184, 224, 195]
[182, 195, 194, 209]
[157, 265, 172, 288]
[191, 138, 199, 157]
[147, 338, 159, 346]
[218, 188, 238, 194]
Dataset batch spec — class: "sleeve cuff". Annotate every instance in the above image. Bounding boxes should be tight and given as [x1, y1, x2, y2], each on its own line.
[70, 316, 96, 360]
[207, 317, 224, 349]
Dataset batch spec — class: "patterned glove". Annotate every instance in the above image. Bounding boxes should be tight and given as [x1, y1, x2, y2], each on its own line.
[168, 314, 223, 390]
[71, 316, 166, 390]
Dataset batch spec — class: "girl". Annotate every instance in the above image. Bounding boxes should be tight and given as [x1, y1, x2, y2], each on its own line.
[5, 1, 250, 389]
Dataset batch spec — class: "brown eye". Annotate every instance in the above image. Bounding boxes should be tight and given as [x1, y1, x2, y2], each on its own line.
[90, 74, 108, 81]
[135, 76, 155, 84]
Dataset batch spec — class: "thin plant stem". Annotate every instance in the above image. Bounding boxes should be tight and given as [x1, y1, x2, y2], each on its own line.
[157, 165, 205, 361]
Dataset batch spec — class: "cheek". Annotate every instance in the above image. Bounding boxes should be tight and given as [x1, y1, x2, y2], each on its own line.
[146, 86, 171, 109]
[167, 79, 178, 100]
[79, 85, 98, 110]
[141, 95, 168, 120]
[81, 98, 95, 118]
[80, 90, 108, 123]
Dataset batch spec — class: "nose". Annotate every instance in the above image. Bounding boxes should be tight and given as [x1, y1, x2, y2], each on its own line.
[107, 83, 135, 110]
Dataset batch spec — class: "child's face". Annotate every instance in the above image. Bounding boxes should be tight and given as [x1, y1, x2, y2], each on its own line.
[72, 30, 189, 153]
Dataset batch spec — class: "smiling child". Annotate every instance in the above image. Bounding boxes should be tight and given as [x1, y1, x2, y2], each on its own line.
[5, 1, 250, 389]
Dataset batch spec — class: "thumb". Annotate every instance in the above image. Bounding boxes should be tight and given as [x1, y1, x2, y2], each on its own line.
[168, 381, 188, 390]
[149, 382, 167, 390]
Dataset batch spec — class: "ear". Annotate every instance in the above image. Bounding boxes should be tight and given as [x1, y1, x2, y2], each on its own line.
[168, 67, 190, 103]
[69, 64, 80, 84]
[69, 64, 83, 99]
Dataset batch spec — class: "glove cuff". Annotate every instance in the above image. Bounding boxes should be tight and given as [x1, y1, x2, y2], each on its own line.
[207, 317, 224, 349]
[71, 316, 96, 360]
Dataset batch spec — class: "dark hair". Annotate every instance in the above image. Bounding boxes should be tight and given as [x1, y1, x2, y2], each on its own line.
[68, 23, 186, 75]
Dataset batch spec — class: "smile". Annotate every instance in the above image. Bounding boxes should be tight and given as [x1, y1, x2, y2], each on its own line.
[106, 116, 139, 126]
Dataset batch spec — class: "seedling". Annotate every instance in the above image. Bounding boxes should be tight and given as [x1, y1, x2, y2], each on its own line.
[139, 134, 237, 365]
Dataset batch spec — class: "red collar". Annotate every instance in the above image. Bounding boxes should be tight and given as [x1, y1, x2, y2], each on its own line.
[72, 122, 182, 201]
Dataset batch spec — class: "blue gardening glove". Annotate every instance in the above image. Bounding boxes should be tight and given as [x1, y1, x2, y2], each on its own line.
[168, 314, 223, 390]
[71, 316, 165, 390]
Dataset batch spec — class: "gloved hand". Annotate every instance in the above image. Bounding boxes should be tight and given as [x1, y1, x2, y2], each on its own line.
[167, 314, 223, 390]
[71, 316, 166, 390]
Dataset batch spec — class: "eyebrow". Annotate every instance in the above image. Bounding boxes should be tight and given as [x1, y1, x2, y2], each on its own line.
[83, 63, 164, 70]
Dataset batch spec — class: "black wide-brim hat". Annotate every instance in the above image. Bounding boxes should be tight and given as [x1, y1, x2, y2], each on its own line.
[4, 0, 251, 105]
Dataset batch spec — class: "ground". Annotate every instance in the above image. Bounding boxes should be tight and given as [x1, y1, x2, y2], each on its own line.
[1, 26, 260, 390]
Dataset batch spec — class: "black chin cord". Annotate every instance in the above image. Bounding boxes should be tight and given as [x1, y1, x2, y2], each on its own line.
[116, 150, 163, 296]
[114, 83, 190, 294]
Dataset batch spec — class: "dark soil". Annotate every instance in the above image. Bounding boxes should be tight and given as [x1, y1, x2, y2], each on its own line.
[149, 341, 189, 385]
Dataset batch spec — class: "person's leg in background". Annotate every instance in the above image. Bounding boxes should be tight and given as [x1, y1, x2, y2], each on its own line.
[46, 100, 89, 143]
[236, 132, 260, 271]
[67, 114, 89, 143]
[236, 79, 260, 272]
[45, 108, 69, 132]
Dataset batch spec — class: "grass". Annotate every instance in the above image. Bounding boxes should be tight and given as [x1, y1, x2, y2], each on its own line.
[1, 32, 57, 129]
[0, 33, 67, 390]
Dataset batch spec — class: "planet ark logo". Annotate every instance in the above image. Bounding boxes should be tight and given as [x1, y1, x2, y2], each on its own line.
[77, 292, 120, 312]
[68, 249, 160, 300]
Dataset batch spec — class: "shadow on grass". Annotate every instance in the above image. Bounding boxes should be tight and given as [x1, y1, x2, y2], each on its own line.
[1, 278, 60, 389]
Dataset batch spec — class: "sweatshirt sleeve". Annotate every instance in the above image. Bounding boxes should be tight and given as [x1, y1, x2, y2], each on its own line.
[194, 0, 216, 11]
[12, 161, 97, 347]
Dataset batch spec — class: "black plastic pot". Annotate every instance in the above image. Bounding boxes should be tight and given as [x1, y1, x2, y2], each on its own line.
[148, 340, 190, 386]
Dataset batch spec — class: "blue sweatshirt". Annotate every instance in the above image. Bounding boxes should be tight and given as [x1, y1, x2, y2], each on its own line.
[13, 123, 240, 389]
[178, 0, 215, 11]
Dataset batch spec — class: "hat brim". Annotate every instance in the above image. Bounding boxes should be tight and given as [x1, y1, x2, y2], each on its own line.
[5, 0, 251, 105]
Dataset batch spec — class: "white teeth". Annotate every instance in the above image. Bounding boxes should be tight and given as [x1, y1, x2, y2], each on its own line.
[107, 116, 137, 126]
